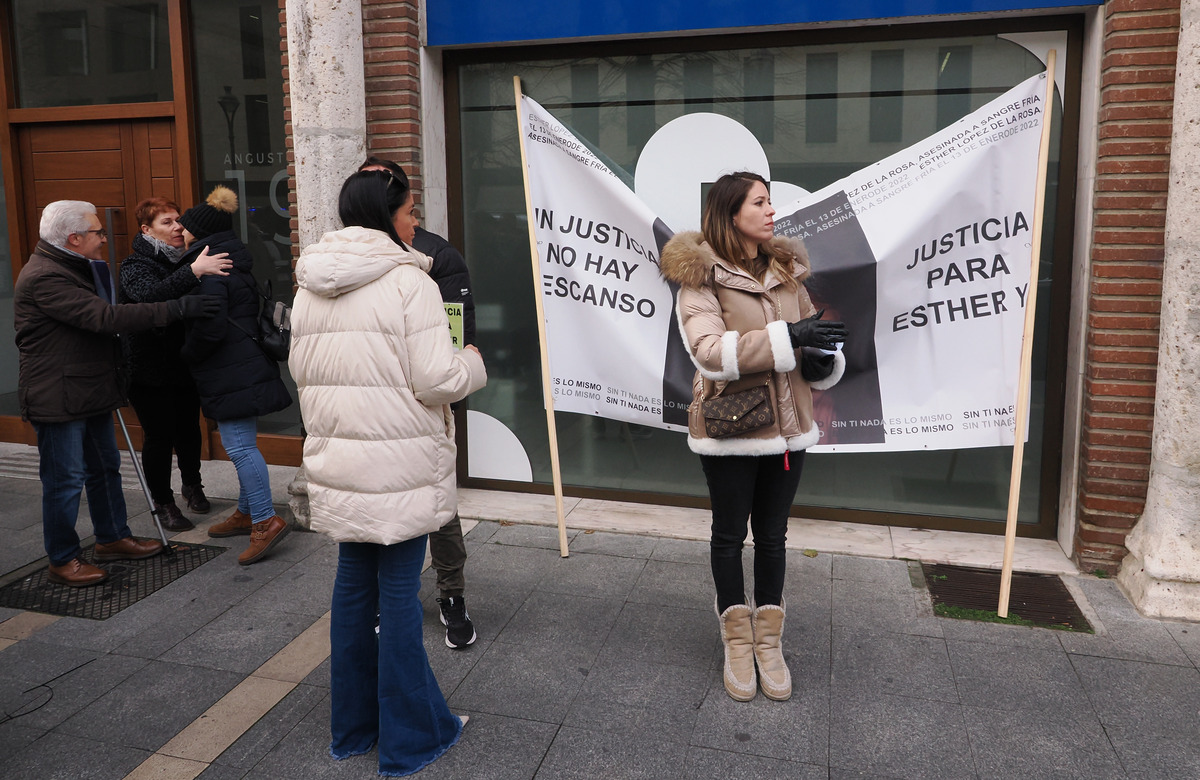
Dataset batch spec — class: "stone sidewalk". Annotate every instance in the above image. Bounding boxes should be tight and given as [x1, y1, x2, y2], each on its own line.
[1, 447, 1199, 778]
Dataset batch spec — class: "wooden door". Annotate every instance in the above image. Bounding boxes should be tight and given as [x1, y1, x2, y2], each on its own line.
[16, 119, 178, 273]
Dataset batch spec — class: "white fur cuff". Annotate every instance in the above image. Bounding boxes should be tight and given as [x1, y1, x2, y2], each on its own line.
[767, 320, 796, 373]
[810, 350, 846, 391]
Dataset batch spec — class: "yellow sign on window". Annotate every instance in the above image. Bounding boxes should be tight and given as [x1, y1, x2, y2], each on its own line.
[444, 302, 464, 349]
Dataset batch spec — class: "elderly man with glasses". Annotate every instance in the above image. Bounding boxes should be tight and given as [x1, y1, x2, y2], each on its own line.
[14, 200, 219, 587]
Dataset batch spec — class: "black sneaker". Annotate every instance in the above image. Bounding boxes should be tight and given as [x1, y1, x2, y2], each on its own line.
[437, 595, 477, 649]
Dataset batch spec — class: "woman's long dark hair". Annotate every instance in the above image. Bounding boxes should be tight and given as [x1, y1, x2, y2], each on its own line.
[702, 171, 797, 290]
[337, 169, 411, 246]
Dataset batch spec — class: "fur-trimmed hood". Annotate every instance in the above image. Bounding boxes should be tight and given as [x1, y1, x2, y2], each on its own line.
[659, 231, 810, 289]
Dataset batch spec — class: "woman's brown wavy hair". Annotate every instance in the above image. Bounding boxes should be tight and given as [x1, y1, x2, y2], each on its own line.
[701, 171, 797, 291]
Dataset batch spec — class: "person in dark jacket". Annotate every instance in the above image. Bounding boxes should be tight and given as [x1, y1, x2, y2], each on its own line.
[119, 197, 233, 530]
[178, 185, 293, 565]
[14, 200, 220, 587]
[359, 157, 479, 650]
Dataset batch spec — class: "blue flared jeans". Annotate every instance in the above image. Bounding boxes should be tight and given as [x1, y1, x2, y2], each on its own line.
[33, 413, 134, 566]
[330, 537, 462, 776]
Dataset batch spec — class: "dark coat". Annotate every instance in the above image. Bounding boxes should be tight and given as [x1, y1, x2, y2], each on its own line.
[118, 234, 201, 388]
[413, 227, 475, 346]
[180, 231, 291, 421]
[14, 240, 179, 423]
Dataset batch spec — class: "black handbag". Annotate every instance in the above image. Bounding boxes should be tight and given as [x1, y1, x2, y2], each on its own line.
[701, 381, 774, 438]
[227, 275, 291, 361]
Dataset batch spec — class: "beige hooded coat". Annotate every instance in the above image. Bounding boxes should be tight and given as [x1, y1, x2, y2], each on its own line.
[289, 226, 486, 544]
[659, 231, 844, 456]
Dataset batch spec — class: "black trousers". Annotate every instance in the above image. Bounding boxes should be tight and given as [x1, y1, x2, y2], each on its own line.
[428, 514, 467, 597]
[128, 383, 203, 504]
[700, 452, 804, 612]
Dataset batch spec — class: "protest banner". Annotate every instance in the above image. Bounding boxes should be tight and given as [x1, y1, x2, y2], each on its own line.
[516, 68, 1052, 455]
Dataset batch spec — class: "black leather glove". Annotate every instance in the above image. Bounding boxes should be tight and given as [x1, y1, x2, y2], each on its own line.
[787, 309, 848, 350]
[171, 295, 221, 320]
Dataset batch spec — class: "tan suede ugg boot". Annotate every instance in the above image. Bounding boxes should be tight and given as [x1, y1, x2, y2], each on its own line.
[751, 601, 792, 701]
[717, 601, 757, 702]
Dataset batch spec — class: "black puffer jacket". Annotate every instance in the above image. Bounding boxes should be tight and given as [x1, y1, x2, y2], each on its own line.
[413, 227, 475, 346]
[179, 231, 291, 421]
[119, 234, 200, 387]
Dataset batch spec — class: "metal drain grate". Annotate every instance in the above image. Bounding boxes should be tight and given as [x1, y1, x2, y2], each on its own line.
[0, 542, 226, 621]
[923, 563, 1092, 632]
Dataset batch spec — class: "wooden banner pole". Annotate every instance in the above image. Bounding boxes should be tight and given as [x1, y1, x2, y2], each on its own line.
[998, 50, 1057, 616]
[512, 75, 570, 558]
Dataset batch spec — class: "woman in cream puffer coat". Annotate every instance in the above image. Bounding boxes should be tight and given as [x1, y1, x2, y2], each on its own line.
[289, 170, 485, 776]
[660, 171, 847, 706]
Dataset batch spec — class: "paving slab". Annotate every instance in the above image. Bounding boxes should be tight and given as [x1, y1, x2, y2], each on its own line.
[685, 746, 827, 780]
[597, 602, 721, 670]
[534, 725, 689, 780]
[690, 683, 829, 765]
[562, 655, 709, 743]
[832, 576, 944, 637]
[567, 529, 659, 559]
[828, 690, 975, 780]
[210, 683, 327, 771]
[626, 558, 714, 611]
[962, 707, 1125, 780]
[4, 731, 151, 780]
[409, 712, 558, 780]
[0, 648, 150, 731]
[534, 550, 646, 600]
[496, 590, 623, 655]
[1058, 615, 1195, 666]
[1108, 724, 1200, 780]
[831, 626, 958, 702]
[157, 602, 314, 675]
[1070, 654, 1200, 738]
[55, 660, 243, 753]
[448, 639, 593, 723]
[1165, 621, 1200, 668]
[947, 638, 1094, 714]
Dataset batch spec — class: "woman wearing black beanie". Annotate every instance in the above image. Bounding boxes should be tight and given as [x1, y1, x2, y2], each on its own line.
[178, 185, 293, 565]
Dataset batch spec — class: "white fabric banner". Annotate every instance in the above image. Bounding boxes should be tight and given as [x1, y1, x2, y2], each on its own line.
[519, 97, 687, 430]
[517, 70, 1049, 451]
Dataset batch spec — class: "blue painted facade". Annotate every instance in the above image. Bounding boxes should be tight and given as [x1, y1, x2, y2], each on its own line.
[426, 1, 1099, 47]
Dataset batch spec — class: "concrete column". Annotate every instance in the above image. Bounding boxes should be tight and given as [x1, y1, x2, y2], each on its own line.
[286, 0, 367, 247]
[284, 1, 368, 526]
[1117, 1, 1200, 620]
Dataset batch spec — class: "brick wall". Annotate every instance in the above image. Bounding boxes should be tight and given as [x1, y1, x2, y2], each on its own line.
[1077, 0, 1180, 573]
[362, 1, 423, 203]
[278, 1, 298, 259]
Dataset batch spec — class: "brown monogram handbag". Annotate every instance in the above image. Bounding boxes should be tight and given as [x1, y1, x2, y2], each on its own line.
[701, 381, 774, 438]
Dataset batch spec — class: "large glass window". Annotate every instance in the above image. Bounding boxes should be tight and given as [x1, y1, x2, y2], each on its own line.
[11, 0, 173, 107]
[456, 29, 1072, 529]
[190, 2, 296, 434]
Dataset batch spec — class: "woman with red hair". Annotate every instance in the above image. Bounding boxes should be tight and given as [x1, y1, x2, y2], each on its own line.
[119, 196, 231, 530]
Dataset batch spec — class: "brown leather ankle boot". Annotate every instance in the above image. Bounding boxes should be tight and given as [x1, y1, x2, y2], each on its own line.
[208, 508, 253, 538]
[238, 515, 291, 565]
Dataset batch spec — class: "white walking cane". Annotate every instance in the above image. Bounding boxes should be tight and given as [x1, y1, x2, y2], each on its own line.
[114, 409, 175, 556]
[98, 211, 175, 556]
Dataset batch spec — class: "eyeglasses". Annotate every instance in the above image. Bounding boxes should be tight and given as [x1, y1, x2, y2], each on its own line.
[78, 229, 107, 237]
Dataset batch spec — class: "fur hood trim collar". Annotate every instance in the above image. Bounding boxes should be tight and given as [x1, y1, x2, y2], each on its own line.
[659, 231, 809, 289]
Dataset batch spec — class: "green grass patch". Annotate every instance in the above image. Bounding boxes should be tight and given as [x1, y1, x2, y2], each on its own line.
[934, 603, 1049, 628]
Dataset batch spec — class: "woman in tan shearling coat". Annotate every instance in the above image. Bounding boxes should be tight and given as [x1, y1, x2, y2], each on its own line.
[659, 171, 847, 703]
